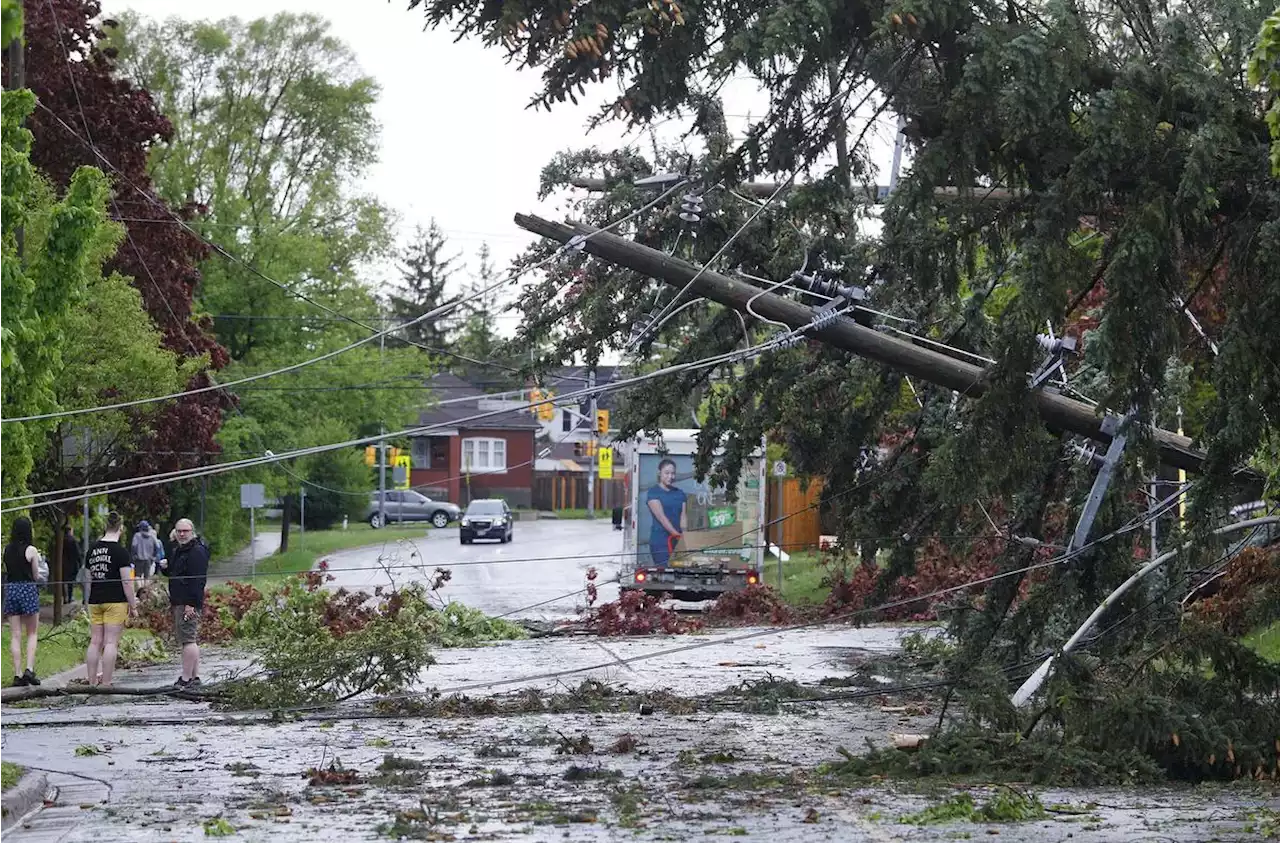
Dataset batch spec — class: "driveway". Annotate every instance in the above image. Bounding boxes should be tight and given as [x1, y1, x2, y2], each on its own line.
[320, 519, 624, 620]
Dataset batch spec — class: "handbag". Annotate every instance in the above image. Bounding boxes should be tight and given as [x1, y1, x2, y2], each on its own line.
[35, 551, 49, 583]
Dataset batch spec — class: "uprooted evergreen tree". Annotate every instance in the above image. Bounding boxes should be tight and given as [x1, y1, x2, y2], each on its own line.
[408, 0, 1280, 780]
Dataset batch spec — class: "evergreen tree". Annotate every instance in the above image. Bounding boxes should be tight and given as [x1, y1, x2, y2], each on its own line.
[390, 220, 458, 351]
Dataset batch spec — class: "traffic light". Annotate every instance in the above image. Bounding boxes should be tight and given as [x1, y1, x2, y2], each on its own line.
[528, 388, 544, 416]
[364, 446, 376, 467]
[535, 389, 555, 422]
[595, 409, 610, 436]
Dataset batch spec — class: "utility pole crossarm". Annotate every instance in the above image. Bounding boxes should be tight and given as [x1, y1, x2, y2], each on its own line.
[512, 213, 1208, 474]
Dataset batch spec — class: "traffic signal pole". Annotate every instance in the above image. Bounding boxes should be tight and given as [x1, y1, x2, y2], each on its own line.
[513, 213, 1211, 474]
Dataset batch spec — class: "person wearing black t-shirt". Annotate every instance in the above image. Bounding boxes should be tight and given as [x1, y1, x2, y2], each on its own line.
[84, 511, 137, 687]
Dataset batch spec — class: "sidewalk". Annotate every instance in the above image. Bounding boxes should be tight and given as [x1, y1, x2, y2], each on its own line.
[208, 531, 281, 581]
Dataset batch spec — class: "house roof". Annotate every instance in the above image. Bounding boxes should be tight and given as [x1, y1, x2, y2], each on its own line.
[417, 373, 542, 432]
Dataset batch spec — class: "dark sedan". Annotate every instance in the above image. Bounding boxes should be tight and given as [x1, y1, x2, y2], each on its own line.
[460, 499, 513, 544]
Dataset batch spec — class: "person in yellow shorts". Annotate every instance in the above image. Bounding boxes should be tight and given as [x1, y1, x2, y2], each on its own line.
[84, 512, 137, 687]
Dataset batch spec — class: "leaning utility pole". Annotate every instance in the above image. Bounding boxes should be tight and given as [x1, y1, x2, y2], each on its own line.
[513, 213, 1210, 474]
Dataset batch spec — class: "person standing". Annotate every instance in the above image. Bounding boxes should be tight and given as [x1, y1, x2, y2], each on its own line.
[161, 519, 208, 688]
[84, 512, 137, 688]
[4, 516, 43, 687]
[62, 524, 82, 605]
[130, 520, 161, 590]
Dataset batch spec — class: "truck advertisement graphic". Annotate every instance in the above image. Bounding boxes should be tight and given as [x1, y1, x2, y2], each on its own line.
[622, 431, 765, 601]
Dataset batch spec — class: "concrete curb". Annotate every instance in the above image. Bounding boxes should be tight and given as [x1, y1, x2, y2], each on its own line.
[1, 770, 48, 831]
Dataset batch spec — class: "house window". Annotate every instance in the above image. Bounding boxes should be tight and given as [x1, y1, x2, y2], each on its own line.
[462, 437, 506, 473]
[411, 437, 429, 468]
[562, 409, 572, 433]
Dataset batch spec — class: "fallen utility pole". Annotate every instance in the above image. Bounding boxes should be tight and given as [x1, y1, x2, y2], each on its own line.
[570, 177, 1026, 203]
[513, 213, 1208, 474]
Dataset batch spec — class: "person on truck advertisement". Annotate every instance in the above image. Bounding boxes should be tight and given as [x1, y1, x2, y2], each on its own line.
[644, 458, 688, 568]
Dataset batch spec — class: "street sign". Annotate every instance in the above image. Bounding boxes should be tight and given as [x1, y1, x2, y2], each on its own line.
[393, 455, 412, 489]
[597, 447, 614, 479]
[772, 460, 788, 478]
[239, 483, 266, 509]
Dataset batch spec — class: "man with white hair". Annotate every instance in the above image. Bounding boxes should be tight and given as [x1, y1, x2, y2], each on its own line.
[159, 518, 209, 688]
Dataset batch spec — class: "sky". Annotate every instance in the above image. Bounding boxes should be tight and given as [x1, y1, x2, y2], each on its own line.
[108, 0, 903, 326]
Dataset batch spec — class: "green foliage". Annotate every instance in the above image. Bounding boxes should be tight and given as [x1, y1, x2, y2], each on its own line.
[427, 601, 527, 645]
[225, 581, 439, 709]
[202, 817, 235, 837]
[390, 221, 457, 352]
[898, 790, 1046, 825]
[1, 0, 20, 48]
[1250, 7, 1280, 174]
[1, 89, 122, 506]
[0, 761, 21, 791]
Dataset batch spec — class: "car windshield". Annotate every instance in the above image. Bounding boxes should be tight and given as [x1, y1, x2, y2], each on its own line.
[466, 502, 504, 516]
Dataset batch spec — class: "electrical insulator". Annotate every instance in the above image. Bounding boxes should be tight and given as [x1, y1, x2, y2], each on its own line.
[679, 193, 704, 224]
[1035, 332, 1079, 357]
[566, 234, 588, 253]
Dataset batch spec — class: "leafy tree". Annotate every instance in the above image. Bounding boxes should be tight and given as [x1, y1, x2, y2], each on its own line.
[109, 11, 392, 362]
[1252, 6, 1280, 174]
[451, 242, 526, 389]
[111, 12, 425, 546]
[10, 0, 227, 516]
[390, 220, 459, 352]
[0, 89, 118, 505]
[411, 0, 1280, 778]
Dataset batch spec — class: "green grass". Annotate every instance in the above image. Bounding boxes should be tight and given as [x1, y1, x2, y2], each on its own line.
[1, 761, 22, 791]
[771, 550, 831, 605]
[230, 524, 434, 588]
[0, 621, 154, 683]
[1242, 620, 1280, 663]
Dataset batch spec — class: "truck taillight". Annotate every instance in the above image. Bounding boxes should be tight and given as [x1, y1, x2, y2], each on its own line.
[635, 571, 648, 582]
[747, 573, 758, 585]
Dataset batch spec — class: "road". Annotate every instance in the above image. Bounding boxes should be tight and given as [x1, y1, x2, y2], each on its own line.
[321, 519, 623, 619]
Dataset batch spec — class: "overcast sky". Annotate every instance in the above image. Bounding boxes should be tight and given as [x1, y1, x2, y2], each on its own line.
[109, 0, 902, 325]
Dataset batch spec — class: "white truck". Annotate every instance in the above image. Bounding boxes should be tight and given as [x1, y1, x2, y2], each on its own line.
[618, 430, 766, 601]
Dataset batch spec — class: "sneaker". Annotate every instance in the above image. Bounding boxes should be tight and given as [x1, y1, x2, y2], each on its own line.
[11, 674, 27, 687]
[23, 669, 39, 687]
[173, 677, 189, 690]
[186, 677, 203, 688]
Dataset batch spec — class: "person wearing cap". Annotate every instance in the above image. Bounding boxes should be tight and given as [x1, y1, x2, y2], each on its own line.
[130, 519, 162, 589]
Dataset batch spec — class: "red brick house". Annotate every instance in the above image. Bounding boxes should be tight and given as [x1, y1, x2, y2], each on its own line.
[410, 374, 541, 508]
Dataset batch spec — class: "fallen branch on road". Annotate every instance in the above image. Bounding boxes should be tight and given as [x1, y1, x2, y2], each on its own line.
[0, 683, 218, 703]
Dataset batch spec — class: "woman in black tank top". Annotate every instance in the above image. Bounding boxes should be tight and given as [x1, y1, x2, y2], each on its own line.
[4, 516, 42, 686]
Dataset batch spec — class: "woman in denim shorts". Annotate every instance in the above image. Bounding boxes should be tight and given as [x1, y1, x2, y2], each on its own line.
[4, 516, 43, 687]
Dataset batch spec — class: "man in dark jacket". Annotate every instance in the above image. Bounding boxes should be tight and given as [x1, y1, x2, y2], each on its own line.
[160, 518, 209, 688]
[62, 525, 82, 604]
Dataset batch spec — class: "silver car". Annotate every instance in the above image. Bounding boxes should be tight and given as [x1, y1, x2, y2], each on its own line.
[366, 491, 461, 529]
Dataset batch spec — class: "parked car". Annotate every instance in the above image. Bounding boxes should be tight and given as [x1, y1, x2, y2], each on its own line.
[460, 499, 513, 544]
[365, 491, 461, 529]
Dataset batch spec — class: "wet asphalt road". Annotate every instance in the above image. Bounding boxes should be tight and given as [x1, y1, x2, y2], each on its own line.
[320, 519, 624, 619]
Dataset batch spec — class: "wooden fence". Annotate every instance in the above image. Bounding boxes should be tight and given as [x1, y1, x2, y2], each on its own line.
[765, 477, 825, 554]
[533, 473, 627, 512]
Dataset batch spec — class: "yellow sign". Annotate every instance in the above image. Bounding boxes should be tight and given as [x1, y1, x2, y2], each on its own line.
[393, 455, 413, 490]
[597, 447, 613, 479]
[595, 409, 610, 435]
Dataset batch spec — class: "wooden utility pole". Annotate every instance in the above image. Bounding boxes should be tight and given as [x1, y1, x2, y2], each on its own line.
[513, 213, 1210, 474]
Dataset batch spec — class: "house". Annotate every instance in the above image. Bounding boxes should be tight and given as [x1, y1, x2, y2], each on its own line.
[409, 373, 541, 508]
[530, 366, 629, 511]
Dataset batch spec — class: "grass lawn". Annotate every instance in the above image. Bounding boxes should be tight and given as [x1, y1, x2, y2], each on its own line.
[231, 524, 434, 587]
[0, 621, 153, 683]
[1, 761, 21, 791]
[1243, 620, 1280, 663]
[770, 550, 834, 605]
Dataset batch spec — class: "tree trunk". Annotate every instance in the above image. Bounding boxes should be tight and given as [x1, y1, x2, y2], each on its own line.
[280, 494, 293, 554]
[52, 515, 65, 625]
